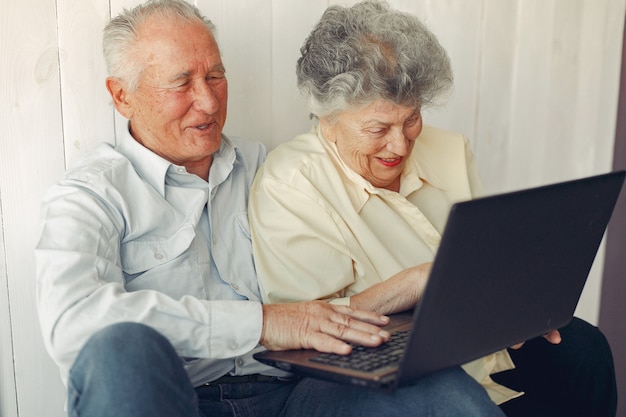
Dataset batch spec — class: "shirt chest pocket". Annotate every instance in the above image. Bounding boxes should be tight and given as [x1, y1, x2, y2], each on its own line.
[120, 225, 211, 299]
[120, 224, 198, 276]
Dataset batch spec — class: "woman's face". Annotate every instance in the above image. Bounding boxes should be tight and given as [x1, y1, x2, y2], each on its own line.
[320, 100, 422, 192]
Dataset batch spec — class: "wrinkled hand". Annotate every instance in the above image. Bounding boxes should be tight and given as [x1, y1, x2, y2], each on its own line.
[260, 301, 391, 355]
[351, 262, 432, 315]
[510, 329, 562, 350]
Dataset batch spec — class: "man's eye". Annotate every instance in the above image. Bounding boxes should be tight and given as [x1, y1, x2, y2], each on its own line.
[206, 72, 226, 81]
[170, 80, 190, 90]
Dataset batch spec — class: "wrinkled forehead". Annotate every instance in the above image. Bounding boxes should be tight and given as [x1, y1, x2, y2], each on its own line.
[354, 100, 420, 120]
[135, 16, 223, 77]
[138, 14, 218, 50]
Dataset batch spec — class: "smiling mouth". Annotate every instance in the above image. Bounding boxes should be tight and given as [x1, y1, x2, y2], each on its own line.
[377, 157, 403, 167]
[189, 121, 217, 132]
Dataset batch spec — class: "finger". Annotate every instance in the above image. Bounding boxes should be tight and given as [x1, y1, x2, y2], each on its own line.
[332, 304, 391, 327]
[329, 313, 391, 342]
[510, 342, 525, 350]
[308, 332, 354, 355]
[328, 306, 390, 336]
[543, 329, 562, 344]
[319, 316, 389, 348]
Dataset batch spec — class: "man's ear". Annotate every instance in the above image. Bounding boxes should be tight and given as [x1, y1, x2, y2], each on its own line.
[106, 77, 133, 119]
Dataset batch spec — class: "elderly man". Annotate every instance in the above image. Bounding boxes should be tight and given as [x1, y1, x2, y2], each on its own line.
[35, 1, 505, 416]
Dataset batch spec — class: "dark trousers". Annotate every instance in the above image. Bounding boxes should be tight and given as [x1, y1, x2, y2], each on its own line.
[492, 317, 617, 417]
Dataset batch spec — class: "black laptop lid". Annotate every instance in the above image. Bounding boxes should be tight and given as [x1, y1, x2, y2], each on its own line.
[397, 170, 625, 385]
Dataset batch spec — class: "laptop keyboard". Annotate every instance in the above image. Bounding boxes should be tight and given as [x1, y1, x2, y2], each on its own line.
[310, 330, 409, 372]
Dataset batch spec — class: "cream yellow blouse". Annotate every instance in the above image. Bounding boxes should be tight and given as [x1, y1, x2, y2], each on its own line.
[249, 124, 521, 404]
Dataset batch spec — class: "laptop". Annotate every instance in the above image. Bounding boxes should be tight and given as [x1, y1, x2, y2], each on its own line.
[254, 170, 625, 391]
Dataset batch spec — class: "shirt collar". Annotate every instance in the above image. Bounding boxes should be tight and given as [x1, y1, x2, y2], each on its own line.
[208, 134, 237, 189]
[402, 139, 448, 194]
[314, 124, 447, 212]
[116, 126, 237, 196]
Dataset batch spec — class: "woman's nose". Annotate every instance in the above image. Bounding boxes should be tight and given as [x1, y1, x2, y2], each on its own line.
[386, 131, 410, 155]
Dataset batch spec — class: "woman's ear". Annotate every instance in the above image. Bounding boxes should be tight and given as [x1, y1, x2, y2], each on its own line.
[106, 77, 133, 119]
[319, 118, 337, 143]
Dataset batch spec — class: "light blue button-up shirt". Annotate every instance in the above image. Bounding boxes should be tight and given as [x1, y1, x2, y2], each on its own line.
[36, 130, 283, 387]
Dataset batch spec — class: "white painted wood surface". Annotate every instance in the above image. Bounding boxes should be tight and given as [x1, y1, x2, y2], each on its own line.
[1, 1, 624, 416]
[1, 0, 68, 416]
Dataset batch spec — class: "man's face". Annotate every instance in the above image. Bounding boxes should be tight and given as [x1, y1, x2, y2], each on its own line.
[121, 16, 228, 171]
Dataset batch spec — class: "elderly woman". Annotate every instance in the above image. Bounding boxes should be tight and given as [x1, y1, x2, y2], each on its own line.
[249, 2, 617, 417]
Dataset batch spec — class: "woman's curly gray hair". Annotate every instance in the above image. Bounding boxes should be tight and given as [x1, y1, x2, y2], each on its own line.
[297, 1, 453, 119]
[102, 0, 215, 91]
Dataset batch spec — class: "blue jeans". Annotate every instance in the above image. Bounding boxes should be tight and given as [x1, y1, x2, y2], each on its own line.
[68, 322, 504, 417]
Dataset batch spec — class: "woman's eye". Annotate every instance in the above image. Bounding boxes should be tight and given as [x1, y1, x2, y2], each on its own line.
[366, 127, 387, 136]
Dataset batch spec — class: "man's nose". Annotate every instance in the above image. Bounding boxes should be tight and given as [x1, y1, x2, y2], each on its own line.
[193, 81, 220, 114]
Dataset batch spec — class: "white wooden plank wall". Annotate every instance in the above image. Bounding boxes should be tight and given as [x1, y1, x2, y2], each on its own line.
[1, 1, 624, 416]
[1, 1, 68, 416]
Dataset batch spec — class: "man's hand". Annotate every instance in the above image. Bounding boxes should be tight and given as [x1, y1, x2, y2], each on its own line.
[510, 329, 562, 350]
[260, 301, 391, 355]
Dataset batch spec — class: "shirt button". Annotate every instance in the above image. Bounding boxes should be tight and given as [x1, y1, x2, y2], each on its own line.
[154, 252, 165, 260]
[177, 167, 185, 173]
[236, 358, 245, 367]
[231, 283, 240, 291]
[229, 341, 239, 350]
[212, 235, 217, 245]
